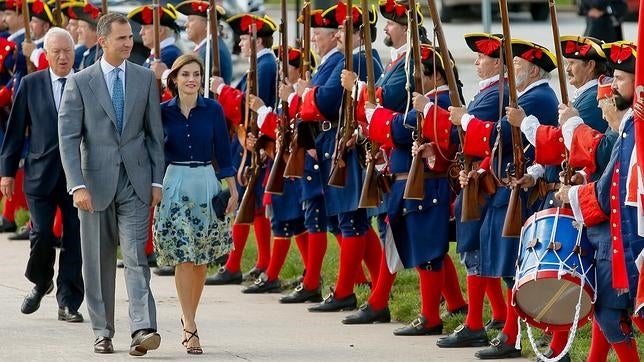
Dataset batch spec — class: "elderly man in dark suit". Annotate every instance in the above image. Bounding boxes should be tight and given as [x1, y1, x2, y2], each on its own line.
[58, 13, 165, 356]
[0, 27, 83, 322]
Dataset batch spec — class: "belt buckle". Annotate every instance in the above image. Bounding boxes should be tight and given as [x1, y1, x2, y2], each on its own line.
[189, 163, 197, 168]
[321, 121, 332, 132]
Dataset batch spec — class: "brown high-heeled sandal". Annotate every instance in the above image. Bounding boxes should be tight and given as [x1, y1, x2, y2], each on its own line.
[184, 329, 203, 355]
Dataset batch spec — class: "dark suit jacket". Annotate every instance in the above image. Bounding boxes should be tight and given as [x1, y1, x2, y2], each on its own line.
[0, 69, 63, 196]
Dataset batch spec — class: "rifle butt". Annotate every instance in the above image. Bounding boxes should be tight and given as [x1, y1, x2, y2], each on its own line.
[501, 187, 523, 238]
[266, 150, 287, 195]
[460, 177, 481, 222]
[234, 191, 256, 225]
[403, 155, 425, 200]
[283, 146, 305, 178]
[327, 162, 347, 188]
[358, 162, 380, 208]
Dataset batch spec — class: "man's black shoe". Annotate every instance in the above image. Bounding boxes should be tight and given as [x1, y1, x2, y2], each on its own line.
[146, 254, 158, 268]
[58, 307, 84, 323]
[441, 304, 468, 319]
[279, 283, 322, 303]
[242, 274, 281, 294]
[8, 226, 30, 240]
[436, 324, 488, 347]
[342, 303, 391, 324]
[21, 282, 53, 314]
[94, 337, 113, 354]
[308, 290, 357, 312]
[0, 216, 16, 232]
[393, 315, 443, 336]
[475, 333, 522, 359]
[242, 266, 265, 282]
[129, 329, 161, 356]
[153, 266, 175, 276]
[536, 348, 571, 362]
[205, 267, 242, 285]
[484, 319, 506, 331]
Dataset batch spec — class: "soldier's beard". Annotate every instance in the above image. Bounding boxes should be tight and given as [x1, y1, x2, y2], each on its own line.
[613, 90, 632, 111]
[384, 36, 393, 47]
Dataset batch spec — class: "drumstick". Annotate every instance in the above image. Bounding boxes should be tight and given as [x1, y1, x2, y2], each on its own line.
[533, 281, 574, 322]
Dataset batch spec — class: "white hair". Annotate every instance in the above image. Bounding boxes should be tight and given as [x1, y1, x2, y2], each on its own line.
[43, 27, 74, 51]
[538, 66, 551, 81]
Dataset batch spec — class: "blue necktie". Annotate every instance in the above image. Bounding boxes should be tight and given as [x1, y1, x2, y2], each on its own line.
[111, 68, 124, 134]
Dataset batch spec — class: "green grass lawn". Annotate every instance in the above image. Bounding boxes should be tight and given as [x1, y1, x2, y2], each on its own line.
[225, 228, 642, 361]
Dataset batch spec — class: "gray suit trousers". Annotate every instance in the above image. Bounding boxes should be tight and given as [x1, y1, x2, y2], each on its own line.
[80, 165, 157, 339]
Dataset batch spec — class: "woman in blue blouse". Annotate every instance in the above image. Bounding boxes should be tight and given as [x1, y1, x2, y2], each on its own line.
[153, 54, 238, 354]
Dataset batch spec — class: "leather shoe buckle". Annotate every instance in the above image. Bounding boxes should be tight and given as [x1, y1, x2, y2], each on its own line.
[454, 324, 465, 333]
[294, 284, 304, 292]
[411, 318, 423, 328]
[490, 338, 501, 347]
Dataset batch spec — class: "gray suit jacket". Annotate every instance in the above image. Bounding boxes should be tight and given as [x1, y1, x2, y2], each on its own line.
[58, 60, 164, 211]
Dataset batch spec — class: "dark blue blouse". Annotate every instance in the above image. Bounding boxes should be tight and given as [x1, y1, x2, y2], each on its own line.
[161, 96, 235, 179]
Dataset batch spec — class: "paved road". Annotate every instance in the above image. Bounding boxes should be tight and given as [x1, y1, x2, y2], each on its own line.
[0, 233, 530, 361]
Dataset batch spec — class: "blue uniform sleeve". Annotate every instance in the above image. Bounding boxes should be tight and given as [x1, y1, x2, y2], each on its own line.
[211, 102, 235, 178]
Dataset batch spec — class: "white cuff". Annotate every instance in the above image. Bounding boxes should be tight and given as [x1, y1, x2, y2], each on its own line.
[301, 87, 311, 99]
[527, 163, 545, 180]
[152, 183, 163, 188]
[422, 101, 435, 118]
[561, 116, 584, 150]
[216, 83, 225, 95]
[354, 81, 366, 101]
[365, 105, 381, 124]
[461, 114, 474, 131]
[568, 185, 584, 224]
[287, 92, 297, 106]
[29, 48, 43, 68]
[256, 106, 272, 128]
[69, 185, 86, 195]
[161, 69, 171, 88]
[520, 115, 540, 146]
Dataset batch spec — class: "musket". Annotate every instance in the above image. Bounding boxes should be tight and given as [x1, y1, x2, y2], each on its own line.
[234, 23, 260, 225]
[265, 0, 291, 194]
[499, 0, 524, 238]
[22, 0, 34, 74]
[328, 0, 355, 188]
[208, 0, 221, 77]
[421, 0, 478, 221]
[402, 0, 426, 200]
[101, 0, 108, 15]
[54, 0, 63, 27]
[152, 0, 162, 93]
[282, 1, 311, 179]
[357, 0, 380, 208]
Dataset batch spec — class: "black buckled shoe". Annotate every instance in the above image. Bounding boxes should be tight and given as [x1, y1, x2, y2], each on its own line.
[474, 333, 522, 360]
[58, 307, 84, 323]
[94, 337, 114, 354]
[129, 329, 161, 356]
[536, 348, 571, 362]
[242, 266, 266, 282]
[8, 225, 30, 240]
[342, 303, 391, 324]
[393, 315, 443, 336]
[21, 282, 54, 314]
[484, 319, 506, 331]
[441, 304, 468, 319]
[153, 266, 175, 276]
[0, 216, 17, 232]
[307, 289, 357, 312]
[242, 273, 281, 294]
[279, 283, 322, 303]
[436, 324, 488, 348]
[205, 267, 242, 285]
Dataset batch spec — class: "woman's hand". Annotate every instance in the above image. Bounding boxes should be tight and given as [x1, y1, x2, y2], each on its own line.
[224, 177, 239, 215]
[248, 94, 265, 113]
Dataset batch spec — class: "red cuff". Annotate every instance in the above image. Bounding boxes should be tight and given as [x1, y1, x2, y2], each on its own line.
[478, 157, 491, 171]
[260, 112, 278, 140]
[219, 85, 244, 126]
[535, 125, 566, 165]
[578, 183, 609, 226]
[367, 107, 395, 148]
[300, 86, 327, 122]
[570, 124, 604, 175]
[422, 104, 452, 151]
[288, 95, 300, 119]
[463, 118, 494, 158]
[36, 52, 48, 70]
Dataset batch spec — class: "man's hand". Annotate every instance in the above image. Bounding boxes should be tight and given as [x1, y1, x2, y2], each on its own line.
[73, 188, 95, 213]
[511, 174, 536, 188]
[151, 187, 162, 208]
[505, 106, 526, 127]
[558, 103, 579, 126]
[209, 76, 224, 95]
[0, 177, 15, 200]
[459, 170, 477, 188]
[587, 8, 604, 19]
[412, 92, 429, 113]
[248, 94, 265, 113]
[448, 106, 467, 126]
[296, 71, 312, 97]
[555, 184, 571, 204]
[340, 70, 357, 92]
[150, 60, 168, 80]
[22, 42, 36, 59]
[411, 141, 432, 158]
[245, 133, 258, 150]
[278, 82, 294, 102]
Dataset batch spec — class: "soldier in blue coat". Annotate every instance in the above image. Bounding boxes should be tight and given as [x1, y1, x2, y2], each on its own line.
[437, 32, 511, 349]
[558, 41, 642, 362]
[64, 2, 102, 70]
[128, 4, 182, 70]
[301, 1, 383, 313]
[205, 14, 277, 286]
[450, 39, 560, 359]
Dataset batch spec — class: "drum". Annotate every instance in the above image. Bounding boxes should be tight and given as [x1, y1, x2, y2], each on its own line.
[513, 208, 596, 331]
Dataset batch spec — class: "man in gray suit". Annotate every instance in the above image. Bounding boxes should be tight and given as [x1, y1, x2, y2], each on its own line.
[58, 13, 164, 356]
